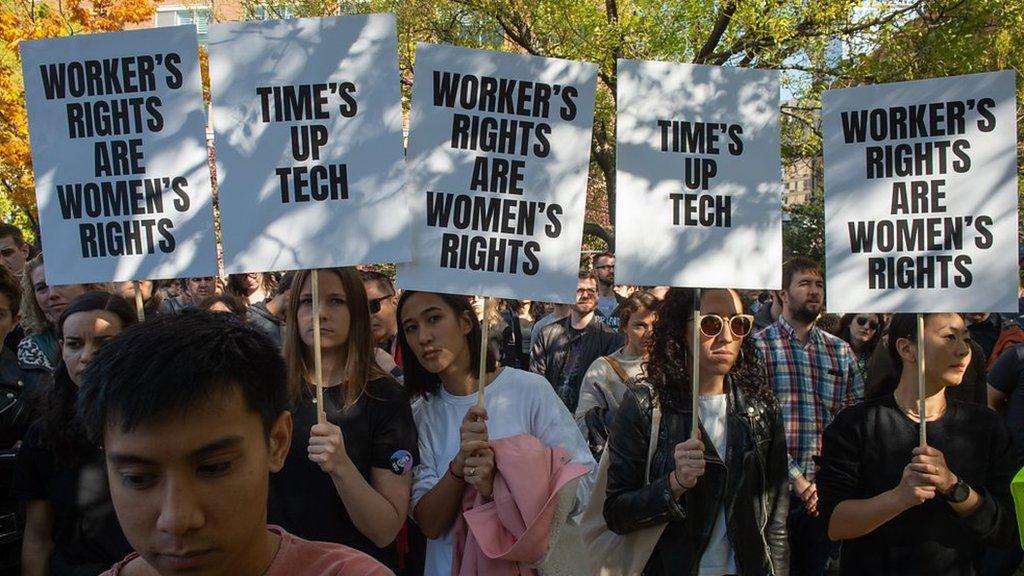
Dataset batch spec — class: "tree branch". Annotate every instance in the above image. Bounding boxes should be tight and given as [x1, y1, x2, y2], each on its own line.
[707, 0, 925, 65]
[694, 0, 738, 64]
[584, 222, 614, 252]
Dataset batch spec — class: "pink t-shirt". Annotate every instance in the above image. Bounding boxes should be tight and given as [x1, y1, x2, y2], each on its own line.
[99, 526, 393, 576]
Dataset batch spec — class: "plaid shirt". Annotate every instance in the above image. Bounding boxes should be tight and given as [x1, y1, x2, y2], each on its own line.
[754, 316, 864, 482]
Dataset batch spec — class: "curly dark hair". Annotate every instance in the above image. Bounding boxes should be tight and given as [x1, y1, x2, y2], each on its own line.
[646, 287, 773, 405]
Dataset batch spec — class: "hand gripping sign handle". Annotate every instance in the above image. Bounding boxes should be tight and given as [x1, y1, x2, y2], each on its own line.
[691, 288, 701, 441]
[917, 313, 927, 447]
[133, 280, 145, 322]
[477, 296, 490, 408]
[311, 269, 326, 426]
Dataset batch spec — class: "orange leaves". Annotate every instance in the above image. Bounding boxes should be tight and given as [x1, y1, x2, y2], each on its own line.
[0, 0, 157, 220]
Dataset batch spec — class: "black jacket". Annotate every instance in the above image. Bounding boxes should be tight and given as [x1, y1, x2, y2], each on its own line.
[530, 315, 621, 412]
[604, 382, 789, 576]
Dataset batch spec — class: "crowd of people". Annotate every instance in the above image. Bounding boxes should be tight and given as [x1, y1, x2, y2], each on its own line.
[0, 220, 1023, 575]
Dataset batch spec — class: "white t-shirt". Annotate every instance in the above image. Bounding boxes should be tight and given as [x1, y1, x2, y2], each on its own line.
[698, 393, 738, 576]
[410, 367, 596, 576]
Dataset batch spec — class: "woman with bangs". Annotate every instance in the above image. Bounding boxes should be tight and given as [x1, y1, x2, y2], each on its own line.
[817, 313, 1017, 575]
[397, 291, 594, 576]
[603, 287, 789, 576]
[268, 267, 418, 572]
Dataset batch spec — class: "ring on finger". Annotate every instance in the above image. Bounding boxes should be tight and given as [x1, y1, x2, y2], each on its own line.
[469, 467, 476, 477]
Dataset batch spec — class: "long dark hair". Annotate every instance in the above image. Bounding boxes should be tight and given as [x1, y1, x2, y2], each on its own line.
[886, 313, 923, 378]
[40, 291, 136, 463]
[397, 291, 497, 399]
[837, 313, 884, 357]
[646, 287, 772, 405]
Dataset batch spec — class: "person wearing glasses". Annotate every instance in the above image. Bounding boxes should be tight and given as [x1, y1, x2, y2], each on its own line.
[752, 257, 863, 576]
[361, 271, 399, 358]
[268, 268, 418, 572]
[591, 252, 624, 329]
[604, 287, 789, 575]
[531, 271, 621, 412]
[834, 314, 884, 383]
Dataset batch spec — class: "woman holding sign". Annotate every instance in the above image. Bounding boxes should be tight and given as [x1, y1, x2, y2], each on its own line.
[15, 292, 135, 576]
[817, 313, 1017, 575]
[603, 288, 789, 576]
[268, 268, 418, 571]
[398, 291, 594, 576]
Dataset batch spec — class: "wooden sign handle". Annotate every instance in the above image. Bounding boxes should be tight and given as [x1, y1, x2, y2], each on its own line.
[477, 296, 490, 408]
[311, 269, 326, 426]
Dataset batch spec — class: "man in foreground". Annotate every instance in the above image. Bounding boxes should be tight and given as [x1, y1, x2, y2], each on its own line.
[77, 311, 392, 576]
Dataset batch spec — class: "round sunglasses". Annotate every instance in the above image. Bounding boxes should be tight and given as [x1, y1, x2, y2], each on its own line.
[854, 316, 879, 330]
[697, 314, 755, 338]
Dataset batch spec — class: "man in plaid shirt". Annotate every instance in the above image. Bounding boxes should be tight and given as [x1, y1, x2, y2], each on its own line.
[754, 257, 864, 576]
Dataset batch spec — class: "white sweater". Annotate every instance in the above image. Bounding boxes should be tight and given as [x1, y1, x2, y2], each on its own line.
[411, 367, 596, 576]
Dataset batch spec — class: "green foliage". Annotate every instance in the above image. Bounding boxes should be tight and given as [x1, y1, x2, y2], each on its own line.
[841, 0, 1024, 235]
[782, 194, 824, 269]
[250, 0, 937, 244]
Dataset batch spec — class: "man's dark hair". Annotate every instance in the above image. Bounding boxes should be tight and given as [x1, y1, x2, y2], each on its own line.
[0, 267, 21, 315]
[0, 223, 26, 247]
[781, 257, 822, 291]
[78, 310, 288, 444]
[591, 252, 614, 267]
[578, 270, 597, 282]
[360, 269, 395, 294]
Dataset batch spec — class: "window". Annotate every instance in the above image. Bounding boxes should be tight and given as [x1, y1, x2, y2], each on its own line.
[155, 7, 213, 44]
[247, 5, 296, 20]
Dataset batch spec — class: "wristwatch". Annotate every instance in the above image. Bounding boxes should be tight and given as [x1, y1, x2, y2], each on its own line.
[942, 476, 970, 504]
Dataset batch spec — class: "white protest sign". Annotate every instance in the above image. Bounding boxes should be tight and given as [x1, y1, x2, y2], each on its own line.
[823, 71, 1019, 313]
[208, 14, 409, 273]
[395, 44, 597, 303]
[20, 26, 217, 285]
[615, 60, 782, 289]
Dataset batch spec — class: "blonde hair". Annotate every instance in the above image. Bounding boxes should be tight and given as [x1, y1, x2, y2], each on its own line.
[283, 268, 389, 409]
[20, 253, 108, 335]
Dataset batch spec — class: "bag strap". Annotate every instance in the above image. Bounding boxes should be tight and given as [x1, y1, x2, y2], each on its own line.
[643, 386, 661, 486]
[603, 355, 630, 384]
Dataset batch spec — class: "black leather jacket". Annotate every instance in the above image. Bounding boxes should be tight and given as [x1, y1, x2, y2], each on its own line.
[604, 382, 789, 576]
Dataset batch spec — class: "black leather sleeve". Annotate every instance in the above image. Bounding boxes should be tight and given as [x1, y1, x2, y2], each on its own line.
[603, 388, 684, 534]
[766, 402, 790, 575]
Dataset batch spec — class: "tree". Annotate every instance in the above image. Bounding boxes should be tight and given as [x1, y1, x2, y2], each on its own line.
[275, 0, 942, 248]
[782, 194, 824, 268]
[840, 0, 1024, 234]
[0, 0, 156, 238]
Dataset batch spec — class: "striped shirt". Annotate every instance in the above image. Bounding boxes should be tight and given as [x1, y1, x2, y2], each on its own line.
[754, 316, 864, 482]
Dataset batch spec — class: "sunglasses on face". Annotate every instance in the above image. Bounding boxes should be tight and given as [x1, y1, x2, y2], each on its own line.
[697, 314, 755, 338]
[368, 293, 393, 314]
[855, 317, 879, 330]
